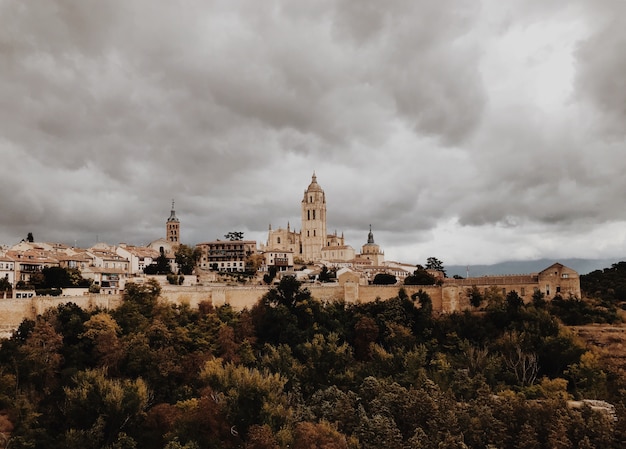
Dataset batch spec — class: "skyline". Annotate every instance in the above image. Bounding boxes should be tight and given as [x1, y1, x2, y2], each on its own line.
[1, 1, 626, 266]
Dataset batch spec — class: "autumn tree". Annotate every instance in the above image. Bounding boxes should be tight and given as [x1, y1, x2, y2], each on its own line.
[175, 244, 201, 275]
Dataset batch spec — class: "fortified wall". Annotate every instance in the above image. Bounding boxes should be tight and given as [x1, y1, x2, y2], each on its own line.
[0, 283, 471, 338]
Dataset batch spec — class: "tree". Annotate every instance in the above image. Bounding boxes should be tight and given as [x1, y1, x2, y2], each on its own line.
[145, 248, 172, 275]
[372, 273, 396, 285]
[263, 266, 277, 285]
[62, 368, 149, 448]
[175, 245, 201, 275]
[468, 286, 483, 308]
[405, 267, 436, 285]
[224, 231, 244, 241]
[318, 266, 334, 283]
[425, 257, 446, 277]
[0, 276, 11, 292]
[27, 232, 34, 242]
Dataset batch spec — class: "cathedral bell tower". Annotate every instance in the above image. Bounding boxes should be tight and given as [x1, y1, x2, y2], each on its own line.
[166, 200, 180, 244]
[301, 173, 327, 262]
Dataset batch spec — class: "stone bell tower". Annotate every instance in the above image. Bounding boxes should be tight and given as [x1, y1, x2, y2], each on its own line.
[166, 200, 180, 244]
[301, 173, 327, 262]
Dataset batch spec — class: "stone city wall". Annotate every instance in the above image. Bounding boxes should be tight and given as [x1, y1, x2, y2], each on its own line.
[0, 284, 473, 338]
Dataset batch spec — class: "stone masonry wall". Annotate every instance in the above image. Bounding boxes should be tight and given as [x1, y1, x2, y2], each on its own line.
[0, 284, 474, 338]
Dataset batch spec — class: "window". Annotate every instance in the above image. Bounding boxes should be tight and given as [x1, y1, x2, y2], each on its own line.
[313, 230, 316, 236]
[521, 287, 525, 296]
[277, 237, 281, 244]
[556, 286, 561, 293]
[307, 231, 310, 237]
[307, 210, 310, 220]
[562, 273, 569, 278]
[313, 210, 316, 219]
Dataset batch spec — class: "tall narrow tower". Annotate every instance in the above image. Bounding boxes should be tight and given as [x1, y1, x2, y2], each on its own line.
[166, 200, 180, 244]
[301, 173, 327, 262]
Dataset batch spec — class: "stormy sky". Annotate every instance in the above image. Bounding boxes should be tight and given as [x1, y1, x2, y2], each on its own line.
[1, 0, 625, 266]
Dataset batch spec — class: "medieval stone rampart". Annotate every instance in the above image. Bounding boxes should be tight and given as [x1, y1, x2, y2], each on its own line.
[0, 283, 475, 338]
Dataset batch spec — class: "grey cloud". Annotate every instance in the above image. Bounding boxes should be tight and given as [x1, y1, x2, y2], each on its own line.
[575, 1, 626, 138]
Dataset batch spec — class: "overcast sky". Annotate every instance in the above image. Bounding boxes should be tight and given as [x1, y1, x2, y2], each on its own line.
[1, 0, 625, 266]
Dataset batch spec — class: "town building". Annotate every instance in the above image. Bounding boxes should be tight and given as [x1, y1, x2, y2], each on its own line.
[356, 225, 385, 266]
[166, 200, 180, 244]
[264, 173, 354, 263]
[446, 262, 581, 301]
[196, 240, 257, 272]
[262, 250, 295, 272]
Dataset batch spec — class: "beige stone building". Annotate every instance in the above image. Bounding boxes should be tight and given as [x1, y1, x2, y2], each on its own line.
[196, 240, 257, 272]
[445, 262, 581, 301]
[355, 225, 385, 266]
[264, 173, 353, 263]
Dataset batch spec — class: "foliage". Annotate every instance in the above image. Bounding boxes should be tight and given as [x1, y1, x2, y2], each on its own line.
[0, 275, 622, 448]
[404, 267, 436, 285]
[144, 250, 172, 275]
[318, 265, 335, 283]
[263, 266, 277, 285]
[425, 257, 446, 277]
[581, 261, 626, 305]
[224, 231, 244, 241]
[174, 245, 201, 276]
[372, 273, 396, 285]
[0, 276, 11, 291]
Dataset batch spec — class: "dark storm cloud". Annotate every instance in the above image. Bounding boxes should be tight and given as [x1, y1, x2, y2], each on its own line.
[1, 0, 625, 264]
[575, 0, 626, 138]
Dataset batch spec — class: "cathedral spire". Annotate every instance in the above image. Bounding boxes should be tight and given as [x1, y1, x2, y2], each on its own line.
[367, 224, 375, 244]
[168, 199, 179, 222]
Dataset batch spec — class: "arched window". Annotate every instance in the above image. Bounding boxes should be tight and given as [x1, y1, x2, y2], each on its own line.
[307, 210, 310, 220]
[312, 210, 316, 219]
[277, 237, 281, 244]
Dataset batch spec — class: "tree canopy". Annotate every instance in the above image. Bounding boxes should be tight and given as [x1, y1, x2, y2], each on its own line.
[0, 271, 623, 448]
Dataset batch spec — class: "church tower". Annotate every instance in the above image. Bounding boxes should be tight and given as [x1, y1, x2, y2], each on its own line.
[301, 173, 327, 262]
[361, 225, 384, 266]
[166, 200, 180, 244]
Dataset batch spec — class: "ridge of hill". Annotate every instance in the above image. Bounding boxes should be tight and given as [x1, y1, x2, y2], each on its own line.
[447, 258, 624, 278]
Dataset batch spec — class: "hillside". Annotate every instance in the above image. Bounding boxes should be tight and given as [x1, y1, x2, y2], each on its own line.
[447, 257, 624, 277]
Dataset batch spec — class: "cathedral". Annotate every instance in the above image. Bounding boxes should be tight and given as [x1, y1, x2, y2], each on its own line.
[264, 173, 382, 266]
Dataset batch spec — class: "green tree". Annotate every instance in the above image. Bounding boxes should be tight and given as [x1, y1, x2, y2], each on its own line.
[372, 273, 396, 285]
[199, 358, 290, 436]
[225, 231, 244, 241]
[425, 257, 446, 277]
[318, 266, 334, 283]
[0, 276, 11, 292]
[468, 286, 483, 308]
[404, 267, 436, 285]
[263, 266, 277, 285]
[62, 368, 149, 448]
[175, 245, 201, 275]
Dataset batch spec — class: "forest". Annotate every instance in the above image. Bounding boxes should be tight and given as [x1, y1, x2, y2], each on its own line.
[0, 266, 624, 449]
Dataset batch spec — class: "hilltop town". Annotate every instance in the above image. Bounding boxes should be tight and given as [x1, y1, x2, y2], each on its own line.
[0, 174, 580, 307]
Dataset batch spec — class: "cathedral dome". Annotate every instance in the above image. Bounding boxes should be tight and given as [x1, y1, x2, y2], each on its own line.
[306, 173, 324, 193]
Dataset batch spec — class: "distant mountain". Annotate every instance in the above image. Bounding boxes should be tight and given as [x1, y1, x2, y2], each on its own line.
[446, 258, 625, 278]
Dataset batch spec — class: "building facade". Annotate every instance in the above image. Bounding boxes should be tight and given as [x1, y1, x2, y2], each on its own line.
[265, 173, 350, 263]
[196, 240, 257, 272]
[445, 262, 581, 301]
[167, 200, 180, 244]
